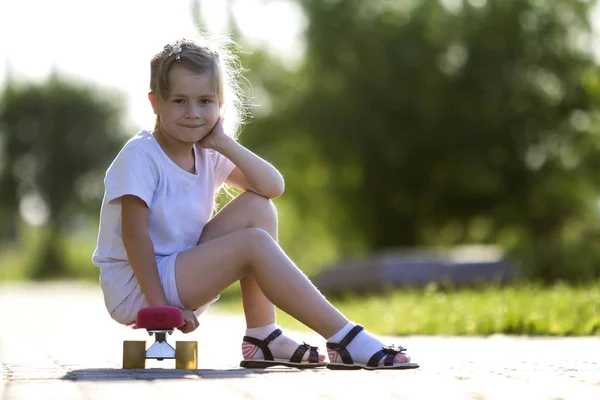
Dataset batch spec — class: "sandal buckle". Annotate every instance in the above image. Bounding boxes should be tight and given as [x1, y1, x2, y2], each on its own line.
[381, 344, 406, 355]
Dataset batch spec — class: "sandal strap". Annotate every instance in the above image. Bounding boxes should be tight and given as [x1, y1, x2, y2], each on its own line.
[242, 328, 283, 361]
[367, 345, 407, 368]
[325, 325, 364, 365]
[289, 342, 320, 364]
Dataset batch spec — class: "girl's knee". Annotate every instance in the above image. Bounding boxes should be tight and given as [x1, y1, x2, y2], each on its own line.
[240, 192, 277, 220]
[240, 227, 277, 259]
[243, 227, 273, 245]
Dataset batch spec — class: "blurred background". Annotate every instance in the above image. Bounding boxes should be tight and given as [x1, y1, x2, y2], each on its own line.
[1, 0, 599, 335]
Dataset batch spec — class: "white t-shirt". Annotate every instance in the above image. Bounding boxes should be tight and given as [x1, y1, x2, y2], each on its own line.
[92, 130, 236, 313]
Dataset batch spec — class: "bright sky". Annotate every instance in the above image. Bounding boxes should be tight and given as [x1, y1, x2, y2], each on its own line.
[2, 0, 600, 133]
[0, 0, 306, 131]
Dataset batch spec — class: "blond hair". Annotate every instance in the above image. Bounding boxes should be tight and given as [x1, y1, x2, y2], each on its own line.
[149, 35, 249, 138]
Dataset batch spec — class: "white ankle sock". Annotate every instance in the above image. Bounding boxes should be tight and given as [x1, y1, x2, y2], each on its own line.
[245, 323, 278, 339]
[327, 322, 406, 366]
[327, 322, 355, 343]
[243, 323, 313, 361]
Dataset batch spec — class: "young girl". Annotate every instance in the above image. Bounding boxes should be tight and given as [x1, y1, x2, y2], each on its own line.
[92, 36, 418, 370]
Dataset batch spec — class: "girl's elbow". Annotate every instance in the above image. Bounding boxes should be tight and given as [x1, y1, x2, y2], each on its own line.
[255, 176, 284, 199]
[271, 180, 285, 198]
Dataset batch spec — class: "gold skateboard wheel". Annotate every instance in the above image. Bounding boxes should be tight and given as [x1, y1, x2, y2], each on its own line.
[175, 341, 197, 370]
[123, 340, 146, 369]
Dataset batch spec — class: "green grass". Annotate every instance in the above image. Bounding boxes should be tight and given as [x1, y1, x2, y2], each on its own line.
[0, 224, 99, 282]
[2, 225, 599, 336]
[214, 281, 600, 336]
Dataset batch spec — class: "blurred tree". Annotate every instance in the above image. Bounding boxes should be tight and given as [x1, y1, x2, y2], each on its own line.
[194, 0, 350, 273]
[0, 74, 125, 279]
[239, 0, 600, 281]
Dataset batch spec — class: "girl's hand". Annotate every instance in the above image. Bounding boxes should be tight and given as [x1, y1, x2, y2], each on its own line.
[198, 118, 228, 150]
[178, 309, 199, 334]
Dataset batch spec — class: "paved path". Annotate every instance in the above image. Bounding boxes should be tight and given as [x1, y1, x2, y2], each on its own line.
[0, 282, 599, 400]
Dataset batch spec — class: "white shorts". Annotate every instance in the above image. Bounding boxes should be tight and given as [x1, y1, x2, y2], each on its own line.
[110, 252, 218, 325]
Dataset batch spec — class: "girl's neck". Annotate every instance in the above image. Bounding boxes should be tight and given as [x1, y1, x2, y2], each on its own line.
[153, 128, 195, 173]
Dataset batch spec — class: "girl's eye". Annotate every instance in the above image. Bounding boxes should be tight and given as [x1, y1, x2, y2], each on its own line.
[174, 99, 185, 104]
[200, 99, 211, 104]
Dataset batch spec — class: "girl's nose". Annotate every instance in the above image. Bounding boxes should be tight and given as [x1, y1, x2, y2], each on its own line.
[186, 104, 202, 118]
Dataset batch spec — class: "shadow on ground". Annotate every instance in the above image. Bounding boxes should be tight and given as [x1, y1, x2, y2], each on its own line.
[61, 367, 311, 381]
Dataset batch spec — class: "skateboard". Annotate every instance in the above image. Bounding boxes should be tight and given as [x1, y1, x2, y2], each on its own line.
[122, 306, 197, 370]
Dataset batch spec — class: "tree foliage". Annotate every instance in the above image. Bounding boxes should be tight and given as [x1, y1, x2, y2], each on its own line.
[0, 75, 125, 278]
[241, 0, 600, 281]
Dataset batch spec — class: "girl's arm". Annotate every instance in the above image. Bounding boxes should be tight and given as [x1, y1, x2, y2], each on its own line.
[216, 136, 285, 199]
[201, 119, 284, 199]
[121, 194, 169, 306]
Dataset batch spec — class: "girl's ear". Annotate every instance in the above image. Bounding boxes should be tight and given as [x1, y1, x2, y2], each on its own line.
[148, 92, 159, 116]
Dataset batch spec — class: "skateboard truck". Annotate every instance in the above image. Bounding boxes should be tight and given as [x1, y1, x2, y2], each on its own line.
[122, 306, 197, 370]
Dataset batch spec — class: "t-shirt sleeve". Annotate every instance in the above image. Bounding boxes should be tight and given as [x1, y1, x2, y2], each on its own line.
[104, 147, 157, 207]
[213, 151, 236, 189]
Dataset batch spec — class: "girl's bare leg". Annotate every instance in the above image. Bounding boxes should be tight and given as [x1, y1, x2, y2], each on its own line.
[197, 192, 277, 328]
[175, 193, 348, 338]
[176, 192, 413, 367]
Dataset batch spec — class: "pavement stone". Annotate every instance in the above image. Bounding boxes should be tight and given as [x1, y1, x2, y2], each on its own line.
[0, 281, 599, 400]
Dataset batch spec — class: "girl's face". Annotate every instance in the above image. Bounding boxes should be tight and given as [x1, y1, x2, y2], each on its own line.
[150, 65, 221, 144]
